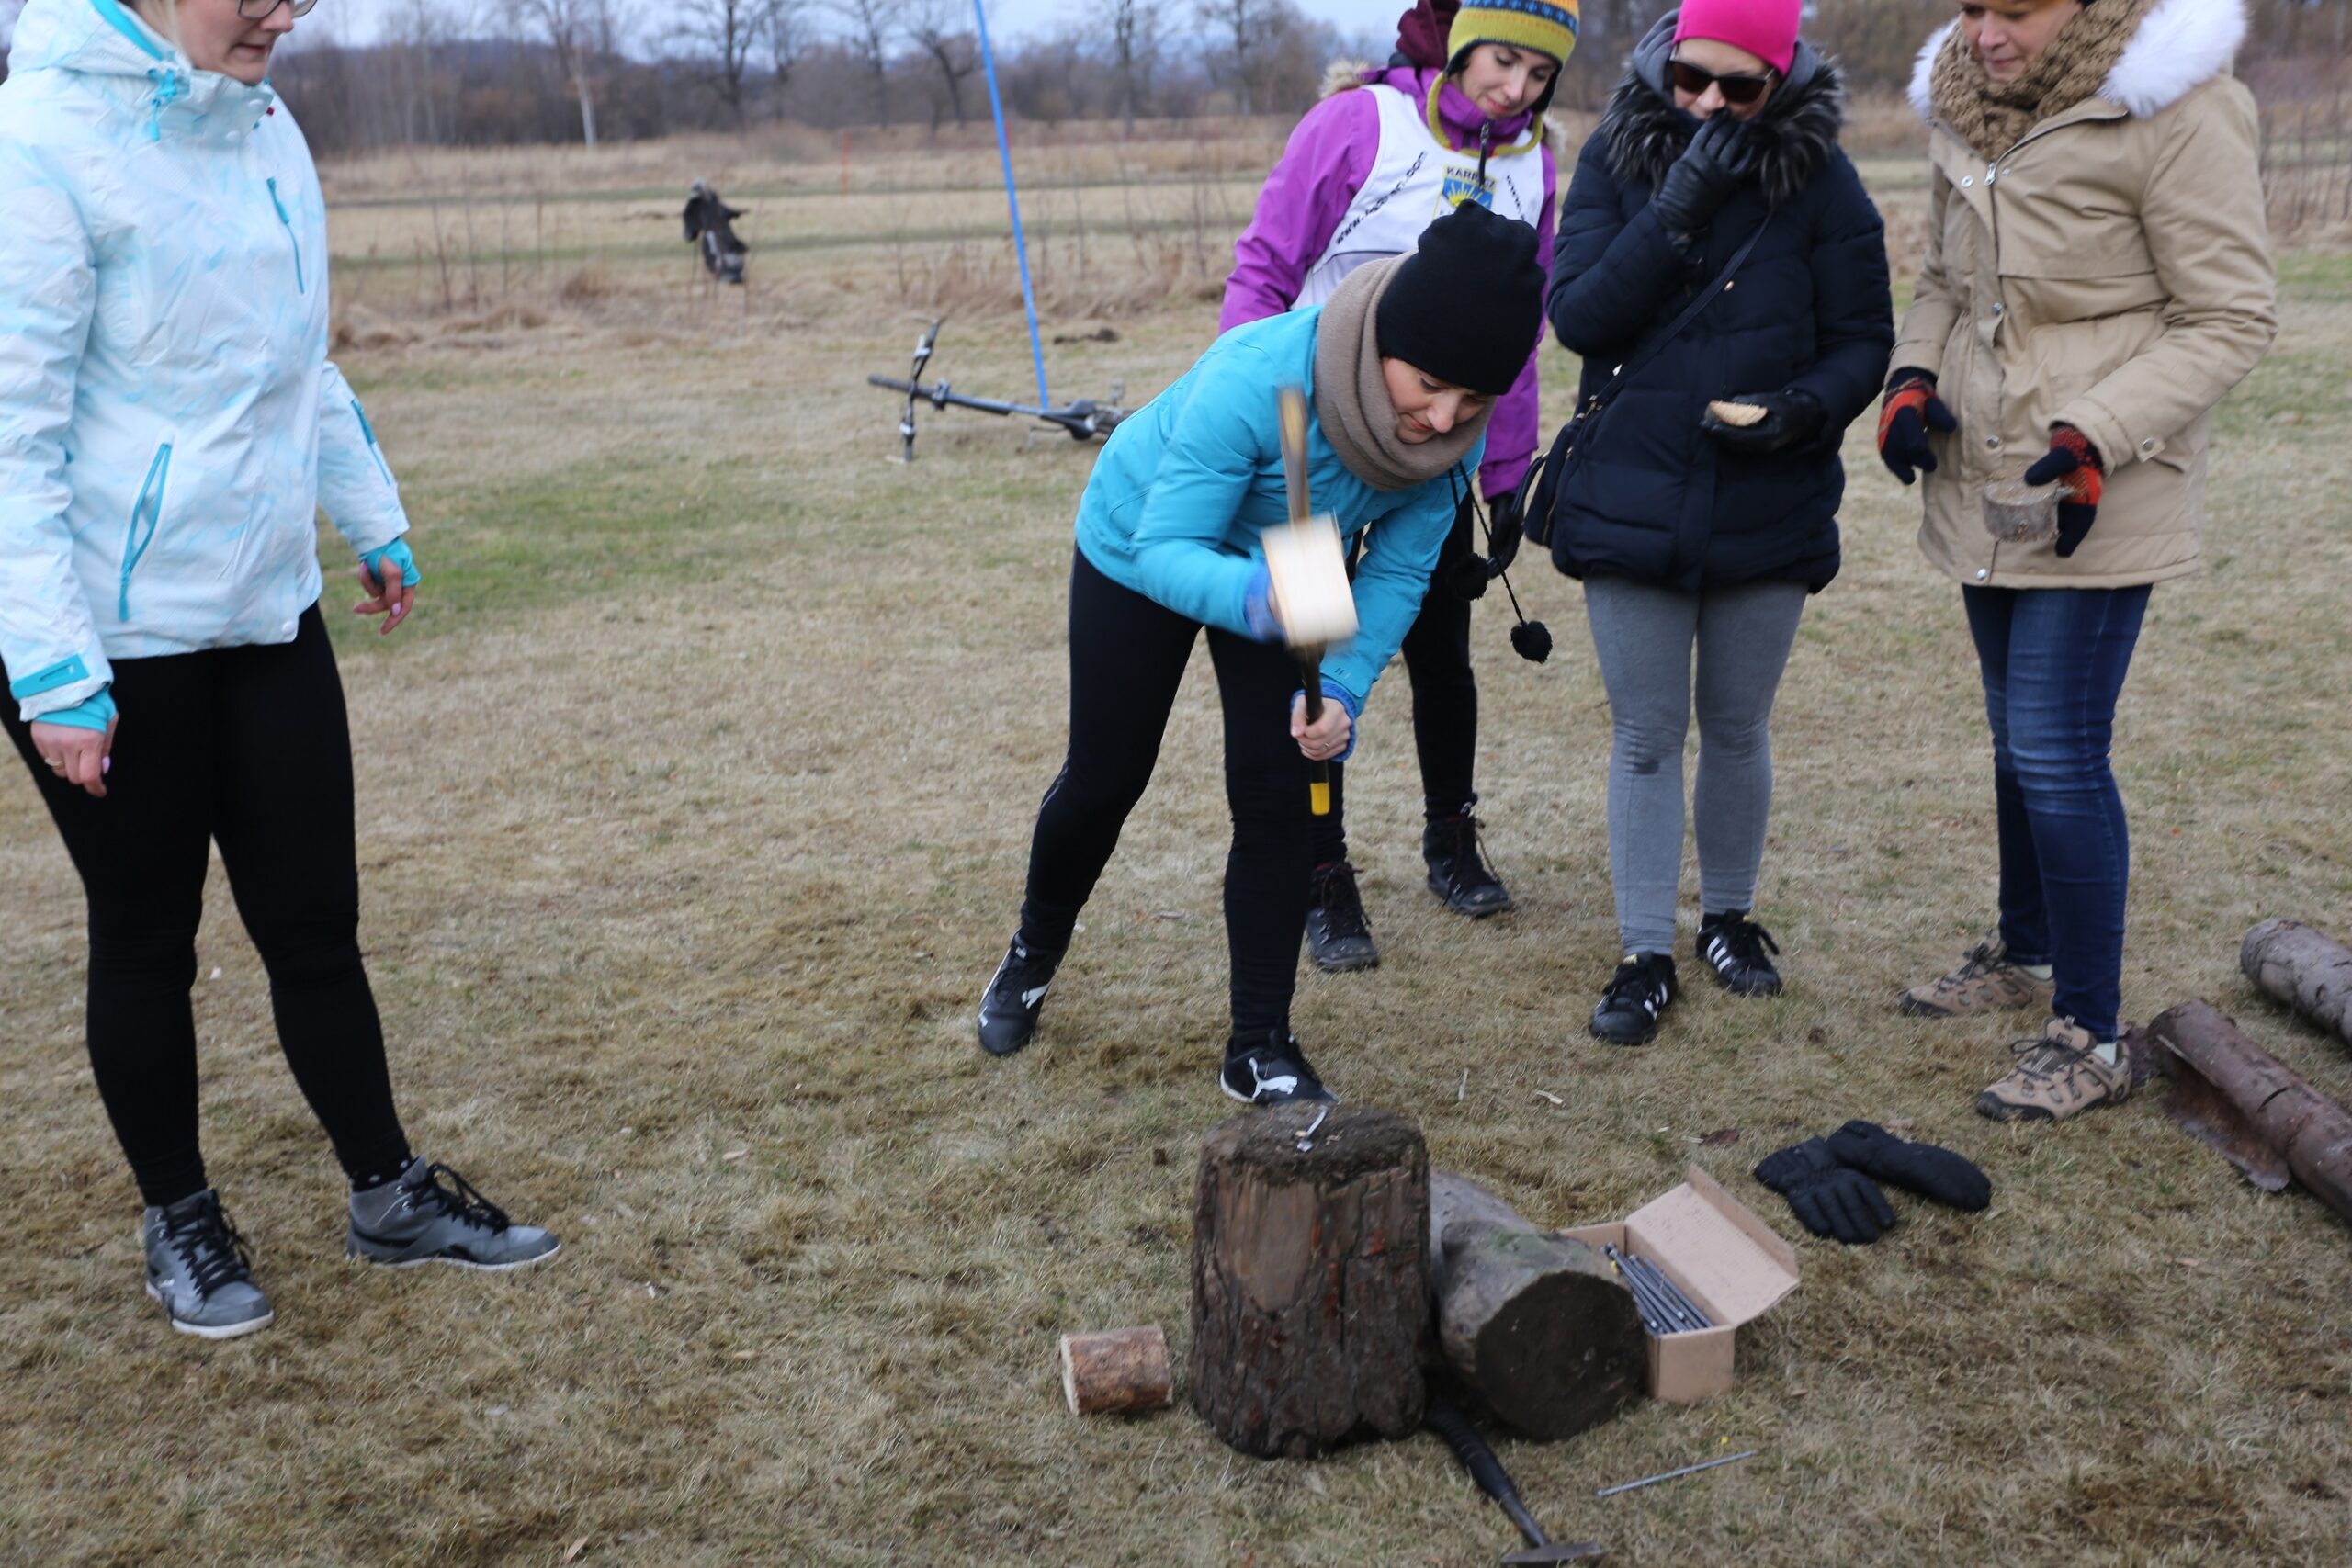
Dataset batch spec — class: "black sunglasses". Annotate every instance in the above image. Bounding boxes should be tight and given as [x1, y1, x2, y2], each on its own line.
[1668, 56, 1776, 107]
[237, 0, 321, 17]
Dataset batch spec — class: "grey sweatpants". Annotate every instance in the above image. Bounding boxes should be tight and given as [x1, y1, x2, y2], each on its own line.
[1583, 575, 1809, 955]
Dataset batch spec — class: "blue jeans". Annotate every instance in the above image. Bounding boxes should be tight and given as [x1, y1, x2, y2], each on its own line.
[1962, 584, 2151, 1041]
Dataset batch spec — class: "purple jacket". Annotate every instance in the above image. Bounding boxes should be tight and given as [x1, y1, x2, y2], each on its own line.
[1221, 67, 1556, 502]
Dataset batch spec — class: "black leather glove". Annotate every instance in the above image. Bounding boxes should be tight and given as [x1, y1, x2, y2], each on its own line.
[1484, 489, 1522, 575]
[1877, 367, 1958, 486]
[1650, 110, 1758, 237]
[1754, 1138, 1897, 1245]
[1702, 389, 1825, 457]
[1825, 1122, 1991, 1212]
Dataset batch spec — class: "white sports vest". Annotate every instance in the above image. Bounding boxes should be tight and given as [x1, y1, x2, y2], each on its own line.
[1295, 83, 1545, 308]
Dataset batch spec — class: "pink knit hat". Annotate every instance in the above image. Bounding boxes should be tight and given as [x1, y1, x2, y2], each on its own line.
[1671, 0, 1800, 77]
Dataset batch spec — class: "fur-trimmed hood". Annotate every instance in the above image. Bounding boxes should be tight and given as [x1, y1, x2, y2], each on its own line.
[1906, 0, 2248, 123]
[1600, 12, 1847, 210]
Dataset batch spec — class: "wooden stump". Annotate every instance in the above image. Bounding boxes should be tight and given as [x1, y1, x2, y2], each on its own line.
[1189, 1105, 1430, 1458]
[2242, 919, 2352, 1048]
[1059, 1326, 1174, 1416]
[2149, 999, 2352, 1223]
[1430, 1172, 1646, 1440]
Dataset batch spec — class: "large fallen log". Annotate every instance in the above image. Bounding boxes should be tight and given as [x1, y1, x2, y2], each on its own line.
[1190, 1106, 1430, 1458]
[1429, 1171, 1645, 1441]
[2146, 1000, 2352, 1223]
[2242, 919, 2352, 1048]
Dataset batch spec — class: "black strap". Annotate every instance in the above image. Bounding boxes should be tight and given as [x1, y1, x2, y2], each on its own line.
[1584, 215, 1772, 415]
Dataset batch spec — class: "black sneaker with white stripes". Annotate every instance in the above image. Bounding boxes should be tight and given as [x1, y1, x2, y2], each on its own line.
[1590, 953, 1678, 1046]
[1696, 910, 1783, 997]
[977, 937, 1062, 1057]
[1218, 1028, 1338, 1107]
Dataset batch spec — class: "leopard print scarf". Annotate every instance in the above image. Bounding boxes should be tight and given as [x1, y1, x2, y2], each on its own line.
[1930, 0, 2155, 162]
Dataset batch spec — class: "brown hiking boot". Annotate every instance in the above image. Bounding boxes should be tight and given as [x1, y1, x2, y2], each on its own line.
[1897, 934, 2054, 1019]
[1975, 1018, 2132, 1123]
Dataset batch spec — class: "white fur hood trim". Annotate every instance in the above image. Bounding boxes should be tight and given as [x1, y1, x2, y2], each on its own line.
[1907, 0, 2246, 126]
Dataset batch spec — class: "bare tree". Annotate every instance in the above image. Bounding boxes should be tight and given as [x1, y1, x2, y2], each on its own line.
[902, 0, 979, 129]
[763, 0, 812, 94]
[829, 0, 892, 125]
[512, 0, 601, 145]
[1194, 0, 1303, 115]
[681, 0, 760, 120]
[1110, 0, 1165, 131]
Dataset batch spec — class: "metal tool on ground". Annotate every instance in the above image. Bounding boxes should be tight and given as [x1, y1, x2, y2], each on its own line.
[1426, 1397, 1607, 1564]
[1604, 1246, 1710, 1334]
[1595, 1450, 1758, 1499]
[1269, 386, 1356, 817]
[867, 320, 1131, 462]
[1294, 1105, 1329, 1153]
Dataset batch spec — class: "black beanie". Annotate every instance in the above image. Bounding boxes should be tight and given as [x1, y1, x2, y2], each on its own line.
[1373, 202, 1544, 397]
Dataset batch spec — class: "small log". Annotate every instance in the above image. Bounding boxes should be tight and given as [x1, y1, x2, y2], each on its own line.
[1059, 1325, 1173, 1416]
[1190, 1106, 1430, 1458]
[2148, 1000, 2352, 1223]
[1429, 1171, 1646, 1441]
[2242, 919, 2352, 1048]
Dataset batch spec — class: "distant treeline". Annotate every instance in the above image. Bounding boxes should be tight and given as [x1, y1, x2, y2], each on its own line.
[1, 0, 2346, 154]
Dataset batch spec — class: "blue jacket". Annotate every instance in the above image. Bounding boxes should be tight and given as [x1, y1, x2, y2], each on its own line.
[0, 0, 409, 722]
[1074, 308, 1478, 710]
[1543, 23, 1893, 593]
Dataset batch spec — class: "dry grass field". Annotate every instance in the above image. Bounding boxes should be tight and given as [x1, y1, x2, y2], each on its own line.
[2, 121, 2348, 1566]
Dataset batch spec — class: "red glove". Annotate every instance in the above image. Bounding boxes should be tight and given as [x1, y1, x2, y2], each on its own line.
[1877, 369, 1955, 486]
[2023, 425, 2105, 556]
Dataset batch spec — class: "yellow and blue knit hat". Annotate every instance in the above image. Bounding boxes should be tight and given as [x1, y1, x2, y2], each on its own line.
[1431, 0, 1578, 151]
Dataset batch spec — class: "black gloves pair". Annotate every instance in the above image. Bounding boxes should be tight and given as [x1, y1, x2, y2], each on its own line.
[1702, 389, 1825, 457]
[1651, 110, 1758, 238]
[1753, 1121, 1991, 1246]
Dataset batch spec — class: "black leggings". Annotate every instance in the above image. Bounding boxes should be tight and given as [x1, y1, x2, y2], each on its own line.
[1018, 550, 1317, 1040]
[1308, 503, 1477, 865]
[3, 607, 410, 1208]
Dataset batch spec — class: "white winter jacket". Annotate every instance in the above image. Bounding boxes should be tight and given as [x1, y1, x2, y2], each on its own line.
[0, 0, 408, 722]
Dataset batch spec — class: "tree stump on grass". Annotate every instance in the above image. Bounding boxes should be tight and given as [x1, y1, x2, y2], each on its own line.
[1189, 1105, 1430, 1458]
[1430, 1171, 1646, 1440]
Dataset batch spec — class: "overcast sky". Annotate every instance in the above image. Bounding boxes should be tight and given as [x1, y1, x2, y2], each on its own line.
[301, 0, 1401, 50]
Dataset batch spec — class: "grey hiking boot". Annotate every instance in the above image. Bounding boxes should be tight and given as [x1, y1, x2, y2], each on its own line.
[1898, 933, 2054, 1019]
[1975, 1017, 2133, 1123]
[143, 1190, 275, 1340]
[347, 1158, 560, 1270]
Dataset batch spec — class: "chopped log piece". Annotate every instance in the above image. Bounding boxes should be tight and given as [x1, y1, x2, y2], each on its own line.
[1190, 1106, 1430, 1459]
[2148, 1000, 2352, 1224]
[1059, 1326, 1174, 1416]
[1430, 1171, 1646, 1441]
[2242, 919, 2352, 1048]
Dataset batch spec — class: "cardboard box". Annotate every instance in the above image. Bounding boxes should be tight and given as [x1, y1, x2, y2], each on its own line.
[1558, 1164, 1799, 1404]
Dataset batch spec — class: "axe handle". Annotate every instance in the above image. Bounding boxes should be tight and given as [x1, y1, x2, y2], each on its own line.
[1297, 651, 1329, 816]
[1427, 1398, 1548, 1550]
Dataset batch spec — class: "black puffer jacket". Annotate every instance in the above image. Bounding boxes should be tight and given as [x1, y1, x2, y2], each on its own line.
[1543, 16, 1893, 592]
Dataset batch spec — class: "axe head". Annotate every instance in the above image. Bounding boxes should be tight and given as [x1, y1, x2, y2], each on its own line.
[1261, 513, 1357, 648]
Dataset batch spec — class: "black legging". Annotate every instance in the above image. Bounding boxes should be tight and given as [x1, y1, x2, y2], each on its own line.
[1018, 549, 1317, 1040]
[1308, 502, 1477, 865]
[3, 606, 410, 1208]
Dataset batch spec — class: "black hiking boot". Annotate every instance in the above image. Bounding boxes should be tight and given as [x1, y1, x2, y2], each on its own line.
[1590, 953, 1679, 1046]
[1218, 1028, 1338, 1107]
[1696, 910, 1783, 998]
[1422, 812, 1513, 918]
[1305, 862, 1380, 973]
[977, 937, 1062, 1057]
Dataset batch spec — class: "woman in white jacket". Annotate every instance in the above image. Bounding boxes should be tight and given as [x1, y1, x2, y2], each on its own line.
[0, 0, 555, 1338]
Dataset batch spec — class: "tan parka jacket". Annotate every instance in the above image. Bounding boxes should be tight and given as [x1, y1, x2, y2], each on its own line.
[1892, 0, 2278, 590]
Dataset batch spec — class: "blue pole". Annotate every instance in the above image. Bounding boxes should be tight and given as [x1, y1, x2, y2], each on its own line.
[972, 0, 1050, 409]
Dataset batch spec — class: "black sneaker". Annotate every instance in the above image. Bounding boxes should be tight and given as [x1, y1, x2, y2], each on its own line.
[1423, 813, 1513, 918]
[1219, 1029, 1338, 1106]
[1696, 910, 1783, 997]
[1590, 953, 1678, 1046]
[978, 937, 1061, 1057]
[1305, 862, 1380, 973]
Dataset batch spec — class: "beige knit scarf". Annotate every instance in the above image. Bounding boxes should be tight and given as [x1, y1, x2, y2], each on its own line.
[1311, 256, 1489, 493]
[1930, 0, 2154, 163]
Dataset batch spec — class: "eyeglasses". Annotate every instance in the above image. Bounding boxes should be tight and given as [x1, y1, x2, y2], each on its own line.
[1668, 56, 1776, 107]
[237, 0, 321, 18]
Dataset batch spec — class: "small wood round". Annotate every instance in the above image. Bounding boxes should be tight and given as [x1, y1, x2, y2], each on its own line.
[1059, 1326, 1174, 1416]
[1189, 1105, 1430, 1459]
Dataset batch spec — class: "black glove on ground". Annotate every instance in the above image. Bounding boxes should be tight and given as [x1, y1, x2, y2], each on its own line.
[1650, 110, 1758, 237]
[1754, 1138, 1897, 1245]
[1825, 1121, 1991, 1212]
[1702, 389, 1826, 457]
